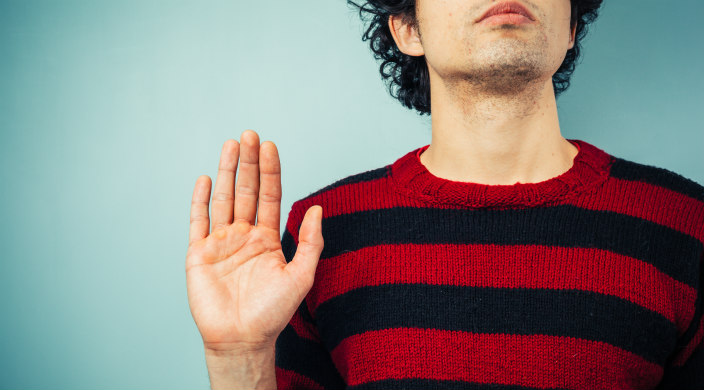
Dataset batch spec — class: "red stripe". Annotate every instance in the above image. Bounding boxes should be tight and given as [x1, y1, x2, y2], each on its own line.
[285, 175, 394, 243]
[330, 327, 663, 390]
[288, 175, 704, 244]
[308, 244, 696, 334]
[275, 367, 325, 390]
[585, 177, 704, 241]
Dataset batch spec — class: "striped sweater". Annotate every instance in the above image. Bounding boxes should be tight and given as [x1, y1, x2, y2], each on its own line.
[275, 139, 704, 390]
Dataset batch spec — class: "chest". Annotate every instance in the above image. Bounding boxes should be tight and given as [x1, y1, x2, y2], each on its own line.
[310, 207, 700, 389]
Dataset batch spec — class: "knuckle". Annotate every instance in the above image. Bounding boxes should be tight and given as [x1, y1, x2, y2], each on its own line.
[239, 160, 259, 167]
[211, 223, 228, 232]
[212, 192, 235, 202]
[261, 164, 281, 175]
[258, 191, 281, 203]
[235, 185, 258, 196]
[190, 213, 208, 223]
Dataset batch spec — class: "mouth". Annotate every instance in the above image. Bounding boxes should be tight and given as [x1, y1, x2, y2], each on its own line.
[476, 1, 536, 24]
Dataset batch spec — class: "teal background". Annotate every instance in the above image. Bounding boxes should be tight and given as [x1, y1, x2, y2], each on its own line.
[1, 0, 702, 388]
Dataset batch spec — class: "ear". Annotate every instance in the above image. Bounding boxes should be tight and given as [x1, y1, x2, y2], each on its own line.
[568, 20, 577, 50]
[388, 14, 424, 56]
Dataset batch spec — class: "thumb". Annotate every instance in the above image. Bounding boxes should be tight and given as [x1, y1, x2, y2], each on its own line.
[286, 205, 324, 290]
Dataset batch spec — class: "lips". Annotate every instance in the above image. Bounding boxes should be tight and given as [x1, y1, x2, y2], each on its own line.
[476, 1, 536, 23]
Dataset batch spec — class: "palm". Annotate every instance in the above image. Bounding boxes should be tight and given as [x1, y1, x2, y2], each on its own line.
[185, 131, 323, 351]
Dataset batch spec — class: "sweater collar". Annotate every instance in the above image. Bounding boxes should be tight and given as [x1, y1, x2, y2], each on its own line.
[390, 139, 614, 208]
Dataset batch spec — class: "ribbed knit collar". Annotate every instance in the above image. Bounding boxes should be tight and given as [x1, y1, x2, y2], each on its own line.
[390, 139, 614, 208]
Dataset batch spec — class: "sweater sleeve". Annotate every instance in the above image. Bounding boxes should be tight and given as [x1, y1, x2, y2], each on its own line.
[656, 251, 704, 389]
[274, 202, 346, 390]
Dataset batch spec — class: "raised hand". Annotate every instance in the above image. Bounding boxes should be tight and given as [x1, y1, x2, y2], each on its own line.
[186, 130, 323, 353]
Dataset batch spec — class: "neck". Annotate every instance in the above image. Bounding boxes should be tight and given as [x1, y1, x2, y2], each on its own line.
[420, 73, 578, 185]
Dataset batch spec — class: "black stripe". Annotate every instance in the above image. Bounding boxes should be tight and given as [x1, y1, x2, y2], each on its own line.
[609, 157, 704, 202]
[318, 205, 703, 288]
[664, 252, 704, 372]
[281, 227, 295, 263]
[315, 284, 677, 365]
[348, 378, 572, 390]
[656, 345, 704, 389]
[275, 324, 346, 389]
[303, 165, 390, 200]
[278, 165, 389, 257]
[296, 297, 316, 332]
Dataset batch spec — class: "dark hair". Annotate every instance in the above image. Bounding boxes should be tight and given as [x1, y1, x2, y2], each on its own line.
[347, 0, 604, 115]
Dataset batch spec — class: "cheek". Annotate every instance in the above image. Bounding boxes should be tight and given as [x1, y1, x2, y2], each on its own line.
[547, 18, 571, 52]
[549, 29, 570, 69]
[425, 22, 462, 59]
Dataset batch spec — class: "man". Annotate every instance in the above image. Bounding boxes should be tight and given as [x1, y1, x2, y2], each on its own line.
[185, 0, 704, 389]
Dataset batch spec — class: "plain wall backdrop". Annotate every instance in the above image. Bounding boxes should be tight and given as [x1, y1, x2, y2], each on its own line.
[1, 0, 702, 388]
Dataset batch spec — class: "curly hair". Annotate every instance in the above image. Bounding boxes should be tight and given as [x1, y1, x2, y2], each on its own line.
[347, 0, 603, 115]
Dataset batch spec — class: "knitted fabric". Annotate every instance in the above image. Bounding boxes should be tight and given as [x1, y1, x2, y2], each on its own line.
[275, 139, 704, 390]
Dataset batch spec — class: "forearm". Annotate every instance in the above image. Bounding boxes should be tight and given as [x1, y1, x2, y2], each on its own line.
[204, 343, 277, 390]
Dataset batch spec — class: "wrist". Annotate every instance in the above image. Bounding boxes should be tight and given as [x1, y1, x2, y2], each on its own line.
[204, 340, 275, 357]
[203, 343, 277, 390]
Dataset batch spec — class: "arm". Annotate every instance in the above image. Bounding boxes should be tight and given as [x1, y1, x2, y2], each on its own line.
[274, 218, 347, 390]
[656, 251, 704, 389]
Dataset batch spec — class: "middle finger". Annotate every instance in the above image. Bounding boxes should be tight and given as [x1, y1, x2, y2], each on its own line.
[234, 129, 261, 226]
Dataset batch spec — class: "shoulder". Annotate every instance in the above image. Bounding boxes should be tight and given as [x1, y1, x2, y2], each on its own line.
[284, 164, 392, 231]
[606, 154, 704, 243]
[300, 165, 392, 202]
[608, 155, 704, 203]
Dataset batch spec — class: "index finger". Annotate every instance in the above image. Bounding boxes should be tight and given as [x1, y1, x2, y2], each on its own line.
[256, 141, 282, 234]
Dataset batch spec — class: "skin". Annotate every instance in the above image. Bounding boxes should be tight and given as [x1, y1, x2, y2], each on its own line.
[389, 0, 579, 185]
